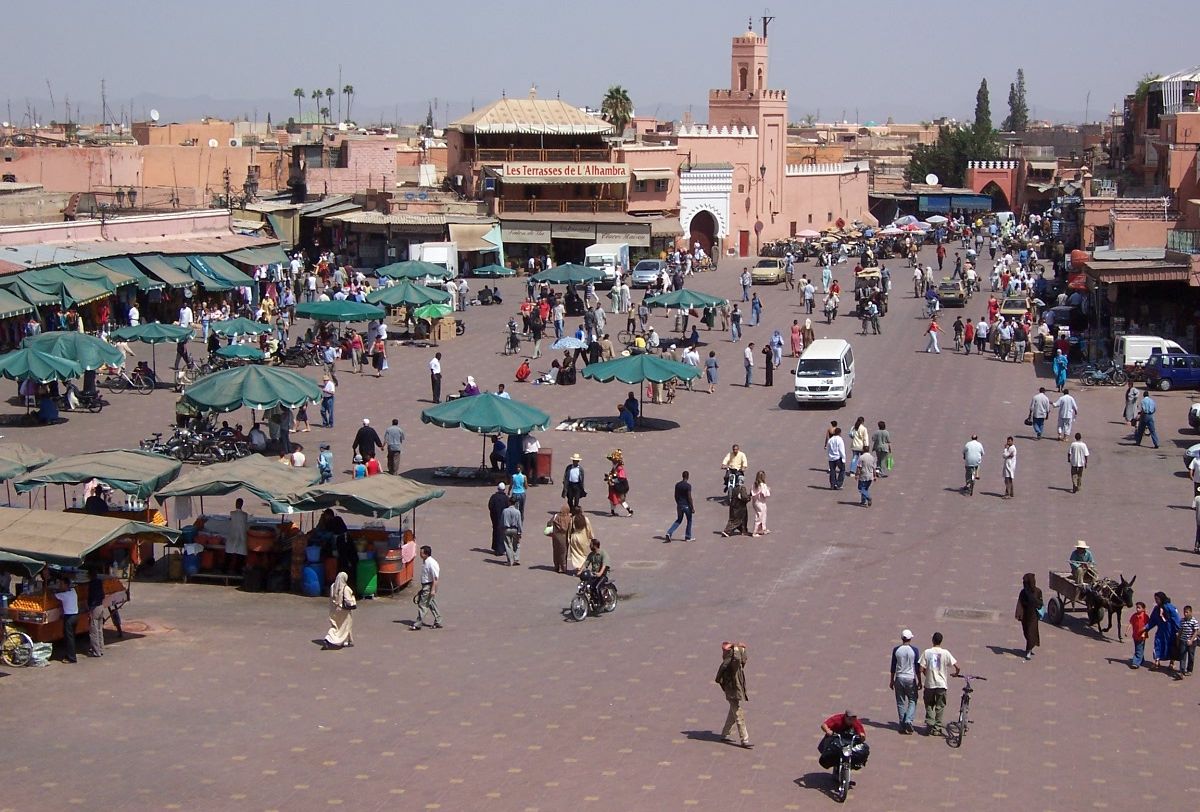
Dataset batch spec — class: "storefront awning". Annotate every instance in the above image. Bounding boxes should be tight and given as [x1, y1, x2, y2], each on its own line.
[553, 222, 597, 241]
[448, 223, 501, 253]
[501, 224, 552, 244]
[226, 245, 290, 267]
[649, 217, 683, 236]
[187, 255, 255, 287]
[133, 255, 195, 290]
[1084, 260, 1191, 284]
[97, 257, 165, 292]
[632, 168, 675, 181]
[596, 223, 651, 247]
[0, 287, 34, 320]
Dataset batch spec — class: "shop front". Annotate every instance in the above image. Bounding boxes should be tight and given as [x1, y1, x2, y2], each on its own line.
[1084, 252, 1200, 355]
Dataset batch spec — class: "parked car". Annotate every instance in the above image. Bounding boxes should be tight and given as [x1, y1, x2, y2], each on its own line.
[630, 259, 666, 288]
[937, 279, 967, 308]
[1144, 353, 1200, 391]
[999, 296, 1033, 319]
[751, 258, 786, 285]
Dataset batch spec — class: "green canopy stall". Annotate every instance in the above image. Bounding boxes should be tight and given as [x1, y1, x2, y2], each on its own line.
[421, 393, 550, 467]
[21, 331, 125, 371]
[531, 263, 605, 285]
[13, 448, 183, 501]
[155, 454, 320, 515]
[373, 260, 452, 281]
[366, 280, 451, 308]
[294, 300, 385, 323]
[0, 347, 84, 383]
[285, 476, 444, 520]
[580, 354, 700, 423]
[181, 365, 320, 414]
[210, 317, 272, 338]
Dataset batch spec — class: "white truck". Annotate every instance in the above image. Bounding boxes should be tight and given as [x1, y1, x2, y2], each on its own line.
[584, 242, 629, 287]
[411, 241, 460, 279]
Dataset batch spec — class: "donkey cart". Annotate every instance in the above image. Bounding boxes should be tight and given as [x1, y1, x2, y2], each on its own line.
[1045, 570, 1135, 641]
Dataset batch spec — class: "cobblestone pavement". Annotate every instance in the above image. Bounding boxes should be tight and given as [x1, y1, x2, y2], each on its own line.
[3, 248, 1199, 811]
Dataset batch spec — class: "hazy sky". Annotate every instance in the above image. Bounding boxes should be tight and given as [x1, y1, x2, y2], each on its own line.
[5, 0, 1194, 126]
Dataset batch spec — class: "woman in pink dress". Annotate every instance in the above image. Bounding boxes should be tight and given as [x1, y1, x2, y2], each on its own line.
[790, 319, 803, 357]
[750, 470, 771, 536]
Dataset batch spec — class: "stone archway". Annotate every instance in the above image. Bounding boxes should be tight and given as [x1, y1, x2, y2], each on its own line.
[980, 181, 1010, 212]
[688, 210, 718, 255]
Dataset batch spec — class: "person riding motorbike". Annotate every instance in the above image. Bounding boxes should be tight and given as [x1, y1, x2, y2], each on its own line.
[574, 538, 610, 605]
[818, 710, 869, 771]
[721, 444, 748, 493]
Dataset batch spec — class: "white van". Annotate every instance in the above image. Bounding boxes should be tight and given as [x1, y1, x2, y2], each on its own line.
[794, 339, 855, 404]
[584, 243, 629, 287]
[1114, 334, 1186, 369]
[411, 241, 460, 279]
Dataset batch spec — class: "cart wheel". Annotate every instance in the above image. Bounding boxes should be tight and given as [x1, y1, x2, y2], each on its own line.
[1046, 597, 1064, 626]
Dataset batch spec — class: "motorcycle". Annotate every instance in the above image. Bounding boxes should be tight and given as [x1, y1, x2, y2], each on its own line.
[819, 731, 869, 803]
[58, 383, 106, 413]
[277, 342, 319, 368]
[569, 574, 618, 621]
[1080, 359, 1128, 387]
[722, 468, 745, 504]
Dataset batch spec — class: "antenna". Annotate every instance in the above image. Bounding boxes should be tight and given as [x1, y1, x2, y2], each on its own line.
[45, 80, 54, 117]
[761, 10, 774, 38]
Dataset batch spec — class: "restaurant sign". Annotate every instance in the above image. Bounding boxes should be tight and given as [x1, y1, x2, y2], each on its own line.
[502, 162, 629, 184]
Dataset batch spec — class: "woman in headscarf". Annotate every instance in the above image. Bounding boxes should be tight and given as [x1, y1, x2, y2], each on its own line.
[801, 318, 816, 350]
[1122, 381, 1140, 429]
[565, 506, 595, 571]
[790, 319, 803, 357]
[1052, 349, 1068, 392]
[1015, 572, 1043, 660]
[721, 480, 751, 537]
[547, 503, 573, 573]
[462, 376, 481, 396]
[750, 470, 771, 537]
[769, 329, 784, 369]
[322, 571, 356, 650]
[1146, 591, 1182, 672]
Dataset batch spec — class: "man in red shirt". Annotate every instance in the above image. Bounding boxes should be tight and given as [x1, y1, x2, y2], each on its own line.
[936, 242, 947, 271]
[818, 710, 869, 771]
[963, 318, 976, 356]
[822, 710, 866, 739]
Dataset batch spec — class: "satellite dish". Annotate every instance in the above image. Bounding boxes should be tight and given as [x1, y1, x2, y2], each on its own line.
[207, 138, 219, 148]
[925, 173, 939, 186]
[149, 109, 160, 122]
[1, 122, 8, 128]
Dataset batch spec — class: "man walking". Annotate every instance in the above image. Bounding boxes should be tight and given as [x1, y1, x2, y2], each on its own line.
[1052, 388, 1078, 441]
[890, 630, 921, 734]
[1134, 389, 1160, 448]
[1002, 436, 1017, 498]
[352, 418, 383, 462]
[870, 420, 892, 477]
[1067, 432, 1090, 493]
[856, 448, 877, 507]
[487, 483, 509, 557]
[920, 631, 960, 737]
[411, 545, 442, 630]
[826, 426, 847, 490]
[803, 280, 815, 314]
[744, 342, 755, 387]
[715, 641, 752, 748]
[665, 470, 695, 542]
[562, 453, 586, 510]
[319, 375, 335, 428]
[383, 419, 405, 475]
[429, 352, 443, 403]
[1028, 387, 1051, 440]
[740, 268, 752, 302]
[501, 496, 523, 566]
[962, 434, 984, 495]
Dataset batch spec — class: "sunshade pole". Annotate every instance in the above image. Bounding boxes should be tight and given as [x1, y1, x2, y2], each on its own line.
[480, 434, 486, 469]
[61, 484, 66, 509]
[43, 489, 47, 509]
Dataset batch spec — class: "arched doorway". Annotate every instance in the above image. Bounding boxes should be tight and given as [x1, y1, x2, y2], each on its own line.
[689, 210, 717, 255]
[980, 181, 1010, 213]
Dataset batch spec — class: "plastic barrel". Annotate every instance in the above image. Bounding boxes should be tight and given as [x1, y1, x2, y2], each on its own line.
[182, 552, 199, 576]
[305, 546, 322, 564]
[356, 558, 378, 598]
[301, 564, 323, 597]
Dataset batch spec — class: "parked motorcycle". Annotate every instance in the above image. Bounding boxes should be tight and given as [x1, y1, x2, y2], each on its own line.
[277, 342, 319, 368]
[569, 574, 618, 621]
[1080, 359, 1128, 387]
[58, 383, 106, 413]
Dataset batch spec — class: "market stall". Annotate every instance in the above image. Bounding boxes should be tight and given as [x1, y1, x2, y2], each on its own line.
[0, 443, 54, 504]
[0, 508, 177, 643]
[420, 393, 551, 476]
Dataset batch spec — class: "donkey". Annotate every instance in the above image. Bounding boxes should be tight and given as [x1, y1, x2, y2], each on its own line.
[1084, 575, 1136, 641]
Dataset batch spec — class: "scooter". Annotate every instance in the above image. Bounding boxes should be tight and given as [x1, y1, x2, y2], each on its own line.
[1080, 360, 1128, 386]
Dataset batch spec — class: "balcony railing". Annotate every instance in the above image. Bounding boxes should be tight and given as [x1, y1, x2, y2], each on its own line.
[1109, 197, 1176, 221]
[499, 199, 625, 214]
[467, 148, 611, 163]
[1167, 229, 1200, 254]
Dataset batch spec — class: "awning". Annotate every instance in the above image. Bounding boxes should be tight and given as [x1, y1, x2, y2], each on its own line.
[632, 168, 675, 181]
[285, 477, 444, 519]
[265, 213, 291, 249]
[161, 256, 231, 292]
[1088, 265, 1191, 284]
[187, 255, 255, 287]
[0, 278, 57, 307]
[0, 508, 177, 567]
[133, 255, 195, 289]
[226, 245, 290, 266]
[553, 222, 597, 241]
[63, 261, 136, 290]
[0, 287, 35, 320]
[501, 224, 552, 244]
[231, 219, 266, 233]
[448, 223, 501, 253]
[154, 455, 320, 514]
[13, 448, 183, 500]
[596, 223, 651, 247]
[650, 217, 683, 236]
[300, 201, 360, 219]
[97, 257, 164, 292]
[1028, 160, 1058, 171]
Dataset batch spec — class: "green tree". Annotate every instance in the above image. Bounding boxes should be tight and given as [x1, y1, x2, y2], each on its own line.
[343, 84, 354, 123]
[325, 88, 334, 121]
[974, 78, 992, 134]
[907, 123, 1000, 187]
[293, 88, 304, 121]
[1003, 68, 1029, 132]
[311, 89, 322, 121]
[600, 85, 634, 135]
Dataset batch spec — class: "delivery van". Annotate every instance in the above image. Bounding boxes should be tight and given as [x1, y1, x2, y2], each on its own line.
[584, 243, 629, 287]
[794, 339, 855, 405]
[411, 241, 459, 279]
[1114, 334, 1186, 370]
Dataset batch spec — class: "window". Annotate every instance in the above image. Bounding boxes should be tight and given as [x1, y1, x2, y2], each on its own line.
[827, 212, 833, 222]
[739, 66, 748, 91]
[738, 184, 745, 194]
[807, 214, 813, 224]
[790, 221, 797, 236]
[654, 179, 668, 193]
[634, 180, 647, 193]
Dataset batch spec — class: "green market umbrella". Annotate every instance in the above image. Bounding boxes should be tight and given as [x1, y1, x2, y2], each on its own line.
[181, 364, 321, 413]
[21, 331, 124, 372]
[366, 280, 451, 308]
[421, 393, 550, 467]
[285, 476, 444, 520]
[210, 317, 273, 338]
[214, 344, 266, 361]
[109, 322, 194, 345]
[531, 263, 605, 285]
[374, 260, 452, 280]
[0, 347, 84, 384]
[294, 300, 385, 323]
[412, 303, 453, 321]
[581, 354, 700, 422]
[155, 455, 319, 514]
[644, 289, 729, 309]
[472, 263, 515, 278]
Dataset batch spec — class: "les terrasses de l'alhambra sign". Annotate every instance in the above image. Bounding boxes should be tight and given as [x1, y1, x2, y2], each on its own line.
[501, 162, 629, 183]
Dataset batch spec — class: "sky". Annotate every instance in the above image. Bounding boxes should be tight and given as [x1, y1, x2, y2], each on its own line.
[4, 0, 1194, 128]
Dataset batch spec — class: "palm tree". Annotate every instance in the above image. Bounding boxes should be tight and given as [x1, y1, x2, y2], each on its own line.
[343, 84, 355, 124]
[324, 88, 334, 121]
[320, 107, 330, 123]
[600, 85, 634, 136]
[293, 88, 304, 121]
[311, 89, 322, 122]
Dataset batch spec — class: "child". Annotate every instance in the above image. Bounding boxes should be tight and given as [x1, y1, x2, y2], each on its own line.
[1129, 601, 1149, 669]
[352, 455, 367, 479]
[296, 402, 310, 432]
[1178, 605, 1198, 679]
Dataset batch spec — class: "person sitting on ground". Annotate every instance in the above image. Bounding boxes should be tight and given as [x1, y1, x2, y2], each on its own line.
[623, 392, 640, 423]
[461, 376, 481, 397]
[352, 454, 367, 479]
[515, 359, 531, 382]
[647, 326, 661, 349]
[617, 403, 635, 432]
[538, 360, 561, 385]
[247, 422, 268, 453]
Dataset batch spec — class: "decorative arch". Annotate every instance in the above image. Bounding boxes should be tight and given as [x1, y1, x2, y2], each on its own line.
[980, 181, 1009, 212]
[682, 203, 727, 240]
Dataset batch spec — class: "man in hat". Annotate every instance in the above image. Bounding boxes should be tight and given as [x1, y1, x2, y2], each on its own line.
[715, 641, 751, 748]
[487, 483, 509, 558]
[819, 710, 867, 767]
[889, 630, 921, 734]
[1069, 540, 1095, 585]
[562, 453, 586, 511]
[352, 418, 383, 462]
[320, 375, 336, 428]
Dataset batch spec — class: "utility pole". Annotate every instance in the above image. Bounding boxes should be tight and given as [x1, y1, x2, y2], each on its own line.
[761, 13, 774, 38]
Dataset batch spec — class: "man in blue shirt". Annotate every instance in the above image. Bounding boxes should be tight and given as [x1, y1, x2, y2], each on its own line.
[1134, 390, 1160, 448]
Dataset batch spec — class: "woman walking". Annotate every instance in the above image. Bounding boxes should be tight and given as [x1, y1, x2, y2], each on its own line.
[605, 449, 633, 517]
[1002, 436, 1017, 498]
[1015, 572, 1043, 660]
[705, 351, 719, 394]
[1123, 381, 1140, 432]
[371, 336, 387, 378]
[1052, 349, 1068, 392]
[322, 571, 356, 650]
[721, 480, 751, 537]
[801, 318, 816, 350]
[790, 319, 803, 357]
[547, 503, 573, 573]
[509, 463, 528, 517]
[750, 471, 771, 536]
[849, 416, 869, 474]
[769, 330, 784, 368]
[1146, 591, 1182, 673]
[565, 506, 595, 571]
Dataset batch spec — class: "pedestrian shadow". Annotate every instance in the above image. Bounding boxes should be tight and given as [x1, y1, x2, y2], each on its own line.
[1046, 485, 1074, 493]
[794, 773, 838, 800]
[680, 729, 728, 744]
[979, 490, 1006, 498]
[1163, 546, 1195, 553]
[837, 500, 863, 507]
[986, 645, 1026, 659]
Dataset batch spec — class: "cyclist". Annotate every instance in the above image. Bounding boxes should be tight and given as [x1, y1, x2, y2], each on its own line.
[575, 538, 611, 605]
[818, 709, 869, 770]
[952, 316, 965, 352]
[721, 444, 748, 494]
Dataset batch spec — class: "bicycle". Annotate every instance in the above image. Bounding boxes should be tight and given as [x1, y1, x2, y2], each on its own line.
[102, 369, 153, 394]
[948, 673, 986, 747]
[1, 606, 34, 668]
